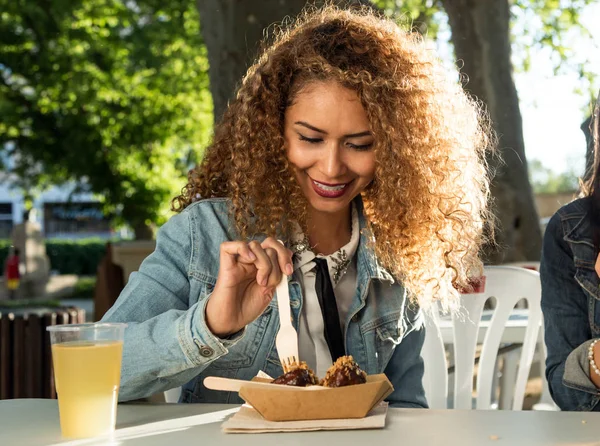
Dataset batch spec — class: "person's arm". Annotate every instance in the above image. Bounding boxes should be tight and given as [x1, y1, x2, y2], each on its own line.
[384, 303, 428, 408]
[102, 210, 244, 402]
[541, 213, 600, 411]
[589, 340, 600, 389]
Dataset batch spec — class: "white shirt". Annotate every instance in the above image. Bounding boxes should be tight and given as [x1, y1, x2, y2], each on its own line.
[292, 206, 360, 379]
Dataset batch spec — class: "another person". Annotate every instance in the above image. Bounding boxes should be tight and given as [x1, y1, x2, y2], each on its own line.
[541, 90, 600, 411]
[4, 247, 20, 300]
[103, 6, 492, 406]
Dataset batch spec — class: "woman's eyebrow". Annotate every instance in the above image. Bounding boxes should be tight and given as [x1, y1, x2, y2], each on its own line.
[294, 121, 371, 138]
[294, 121, 327, 134]
[344, 131, 372, 138]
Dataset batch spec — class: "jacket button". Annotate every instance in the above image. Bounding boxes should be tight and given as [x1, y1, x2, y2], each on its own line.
[351, 314, 359, 323]
[200, 346, 214, 357]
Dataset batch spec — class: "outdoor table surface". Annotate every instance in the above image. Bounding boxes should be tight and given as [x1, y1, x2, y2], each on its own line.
[1, 399, 599, 446]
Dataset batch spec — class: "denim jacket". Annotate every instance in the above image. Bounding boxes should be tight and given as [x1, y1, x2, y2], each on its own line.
[102, 197, 427, 408]
[541, 197, 600, 411]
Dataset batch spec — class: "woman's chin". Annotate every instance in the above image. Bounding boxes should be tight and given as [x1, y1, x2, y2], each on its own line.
[305, 196, 354, 215]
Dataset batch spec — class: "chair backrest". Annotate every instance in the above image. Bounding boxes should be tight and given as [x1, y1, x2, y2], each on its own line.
[422, 265, 542, 410]
[502, 261, 540, 271]
[501, 261, 557, 410]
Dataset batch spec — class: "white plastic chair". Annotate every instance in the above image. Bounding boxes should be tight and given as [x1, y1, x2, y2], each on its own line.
[501, 261, 540, 310]
[495, 318, 557, 411]
[501, 262, 556, 410]
[502, 261, 540, 271]
[531, 322, 558, 411]
[422, 266, 543, 410]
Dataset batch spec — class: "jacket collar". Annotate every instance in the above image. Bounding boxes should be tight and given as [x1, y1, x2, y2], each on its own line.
[256, 195, 395, 284]
[354, 196, 395, 284]
[563, 198, 594, 249]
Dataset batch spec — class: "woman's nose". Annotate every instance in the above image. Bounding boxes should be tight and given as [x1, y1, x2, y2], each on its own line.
[322, 144, 346, 178]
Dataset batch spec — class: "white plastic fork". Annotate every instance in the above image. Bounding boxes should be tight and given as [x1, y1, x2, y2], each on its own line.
[275, 271, 299, 373]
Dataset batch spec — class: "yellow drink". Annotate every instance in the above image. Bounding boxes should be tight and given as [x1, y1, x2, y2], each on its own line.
[52, 340, 123, 438]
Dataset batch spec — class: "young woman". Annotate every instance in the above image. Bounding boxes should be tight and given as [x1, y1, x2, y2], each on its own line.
[541, 90, 600, 411]
[103, 5, 491, 407]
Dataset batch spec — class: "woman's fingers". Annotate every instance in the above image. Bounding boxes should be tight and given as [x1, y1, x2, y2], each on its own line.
[219, 238, 294, 288]
[264, 248, 282, 288]
[219, 241, 256, 269]
[248, 241, 273, 286]
[261, 237, 294, 276]
[213, 239, 294, 336]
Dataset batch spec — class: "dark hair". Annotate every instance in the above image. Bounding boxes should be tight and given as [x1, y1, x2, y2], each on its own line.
[582, 90, 600, 248]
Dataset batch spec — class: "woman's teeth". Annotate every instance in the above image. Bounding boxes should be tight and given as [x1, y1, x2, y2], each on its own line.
[312, 180, 347, 191]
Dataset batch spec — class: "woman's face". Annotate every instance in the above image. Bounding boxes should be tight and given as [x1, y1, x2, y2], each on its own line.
[284, 81, 376, 217]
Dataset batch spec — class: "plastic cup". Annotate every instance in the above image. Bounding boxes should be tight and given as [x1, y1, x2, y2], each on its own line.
[47, 323, 126, 439]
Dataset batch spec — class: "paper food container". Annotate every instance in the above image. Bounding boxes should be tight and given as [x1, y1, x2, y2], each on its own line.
[204, 373, 394, 422]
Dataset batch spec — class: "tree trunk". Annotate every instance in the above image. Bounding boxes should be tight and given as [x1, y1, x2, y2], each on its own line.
[582, 115, 593, 182]
[441, 0, 542, 263]
[197, 0, 309, 122]
[133, 223, 155, 240]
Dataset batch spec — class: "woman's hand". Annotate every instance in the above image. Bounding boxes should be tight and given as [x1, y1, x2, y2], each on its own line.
[205, 237, 294, 337]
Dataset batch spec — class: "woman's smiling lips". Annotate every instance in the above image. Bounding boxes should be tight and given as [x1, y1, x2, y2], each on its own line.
[310, 177, 353, 198]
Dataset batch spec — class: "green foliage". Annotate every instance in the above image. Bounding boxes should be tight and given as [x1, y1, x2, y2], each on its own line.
[371, 0, 442, 36]
[511, 0, 597, 100]
[374, 0, 597, 101]
[0, 298, 62, 309]
[0, 238, 106, 275]
[0, 0, 213, 232]
[65, 276, 96, 299]
[529, 158, 581, 193]
[0, 239, 10, 271]
[45, 239, 107, 275]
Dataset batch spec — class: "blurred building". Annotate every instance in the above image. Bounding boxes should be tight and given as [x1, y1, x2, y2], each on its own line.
[0, 175, 119, 239]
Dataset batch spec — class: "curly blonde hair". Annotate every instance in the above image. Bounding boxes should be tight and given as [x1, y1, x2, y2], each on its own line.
[173, 5, 493, 311]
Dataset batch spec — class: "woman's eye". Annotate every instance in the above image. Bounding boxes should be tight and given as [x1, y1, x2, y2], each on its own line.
[347, 142, 374, 151]
[299, 135, 323, 144]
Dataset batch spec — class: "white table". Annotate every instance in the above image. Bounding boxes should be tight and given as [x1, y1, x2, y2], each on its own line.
[437, 309, 530, 344]
[1, 399, 599, 446]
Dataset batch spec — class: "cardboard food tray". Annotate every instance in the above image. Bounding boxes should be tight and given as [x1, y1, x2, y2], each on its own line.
[205, 373, 394, 422]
